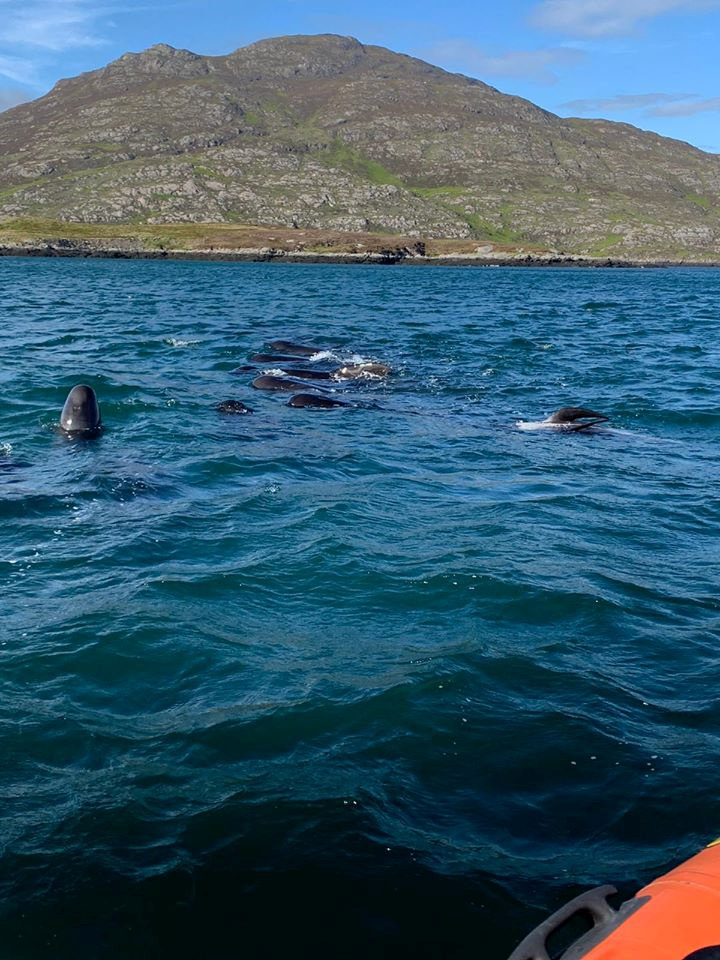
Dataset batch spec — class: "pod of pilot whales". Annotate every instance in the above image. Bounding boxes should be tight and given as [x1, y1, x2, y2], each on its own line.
[56, 338, 610, 436]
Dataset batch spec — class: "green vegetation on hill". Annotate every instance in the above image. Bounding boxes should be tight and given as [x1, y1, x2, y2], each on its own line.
[0, 34, 719, 258]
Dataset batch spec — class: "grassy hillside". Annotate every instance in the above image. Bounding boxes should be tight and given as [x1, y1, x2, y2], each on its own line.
[1, 35, 719, 258]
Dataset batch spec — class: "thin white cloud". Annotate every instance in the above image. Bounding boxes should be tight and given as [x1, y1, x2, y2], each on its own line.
[0, 0, 110, 51]
[531, 0, 720, 37]
[0, 0, 175, 97]
[561, 91, 720, 118]
[426, 39, 584, 84]
[0, 0, 172, 53]
[564, 92, 698, 111]
[0, 54, 39, 85]
[0, 0, 174, 93]
[650, 96, 720, 115]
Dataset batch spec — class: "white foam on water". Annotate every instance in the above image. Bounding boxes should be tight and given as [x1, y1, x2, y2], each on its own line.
[0, 442, 13, 455]
[331, 361, 390, 381]
[516, 420, 559, 431]
[164, 337, 200, 347]
[307, 350, 341, 362]
[516, 420, 627, 435]
[308, 351, 368, 364]
[348, 370, 385, 381]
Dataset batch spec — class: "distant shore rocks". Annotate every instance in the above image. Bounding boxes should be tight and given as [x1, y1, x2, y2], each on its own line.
[1, 238, 716, 268]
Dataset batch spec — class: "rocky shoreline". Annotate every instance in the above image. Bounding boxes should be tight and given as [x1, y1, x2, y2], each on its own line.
[2, 240, 719, 268]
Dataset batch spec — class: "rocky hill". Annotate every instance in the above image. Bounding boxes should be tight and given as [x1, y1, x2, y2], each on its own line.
[1, 34, 719, 258]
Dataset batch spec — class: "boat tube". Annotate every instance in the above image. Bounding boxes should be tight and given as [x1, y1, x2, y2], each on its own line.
[508, 839, 720, 960]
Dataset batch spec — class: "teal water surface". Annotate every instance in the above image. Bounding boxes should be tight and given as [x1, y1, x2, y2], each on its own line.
[2, 258, 720, 959]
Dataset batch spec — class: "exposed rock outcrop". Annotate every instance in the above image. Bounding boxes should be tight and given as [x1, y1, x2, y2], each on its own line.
[1, 34, 719, 257]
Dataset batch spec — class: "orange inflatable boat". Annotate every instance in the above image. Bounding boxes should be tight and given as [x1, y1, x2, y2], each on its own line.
[508, 839, 720, 960]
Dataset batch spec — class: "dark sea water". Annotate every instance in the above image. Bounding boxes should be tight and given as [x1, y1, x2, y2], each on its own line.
[1, 257, 720, 959]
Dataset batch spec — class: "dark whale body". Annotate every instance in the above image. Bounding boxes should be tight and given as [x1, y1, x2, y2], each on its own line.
[287, 394, 349, 409]
[59, 384, 102, 435]
[216, 400, 253, 414]
[277, 368, 332, 381]
[252, 375, 327, 392]
[546, 407, 609, 430]
[267, 340, 321, 357]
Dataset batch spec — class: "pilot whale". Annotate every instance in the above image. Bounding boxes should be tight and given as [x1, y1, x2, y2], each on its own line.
[545, 407, 609, 430]
[274, 368, 333, 381]
[518, 407, 610, 432]
[59, 384, 102, 435]
[267, 340, 322, 357]
[287, 394, 349, 409]
[275, 363, 390, 381]
[331, 362, 391, 380]
[252, 375, 328, 392]
[216, 400, 253, 414]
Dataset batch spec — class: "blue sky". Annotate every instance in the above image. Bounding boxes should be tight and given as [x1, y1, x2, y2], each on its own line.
[1, 0, 719, 153]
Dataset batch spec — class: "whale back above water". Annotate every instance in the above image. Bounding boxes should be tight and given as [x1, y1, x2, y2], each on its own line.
[267, 340, 322, 357]
[276, 368, 333, 381]
[517, 406, 611, 432]
[546, 407, 608, 424]
[546, 407, 609, 430]
[332, 362, 391, 380]
[252, 375, 326, 392]
[287, 393, 350, 409]
[59, 384, 102, 435]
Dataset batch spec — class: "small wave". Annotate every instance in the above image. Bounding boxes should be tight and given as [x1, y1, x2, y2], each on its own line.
[516, 420, 619, 434]
[164, 337, 200, 348]
[0, 442, 13, 455]
[340, 369, 385, 381]
[582, 300, 621, 310]
[309, 351, 367, 364]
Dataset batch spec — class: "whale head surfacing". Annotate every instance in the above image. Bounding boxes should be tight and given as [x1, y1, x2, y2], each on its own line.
[59, 385, 102, 435]
[545, 407, 609, 430]
[216, 400, 253, 414]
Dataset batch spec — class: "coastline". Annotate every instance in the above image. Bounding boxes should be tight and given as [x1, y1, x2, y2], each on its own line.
[2, 241, 719, 268]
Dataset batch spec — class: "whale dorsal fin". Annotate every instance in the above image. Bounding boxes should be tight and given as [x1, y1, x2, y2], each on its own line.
[546, 406, 609, 425]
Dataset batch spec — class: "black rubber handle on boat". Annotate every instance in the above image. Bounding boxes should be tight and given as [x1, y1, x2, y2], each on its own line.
[507, 885, 618, 960]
